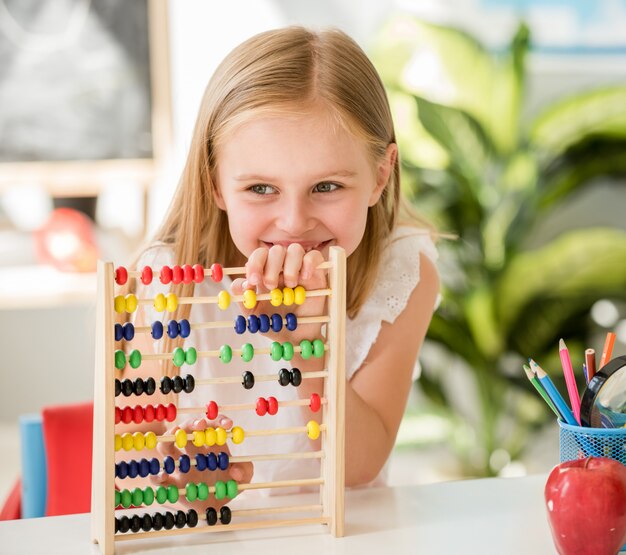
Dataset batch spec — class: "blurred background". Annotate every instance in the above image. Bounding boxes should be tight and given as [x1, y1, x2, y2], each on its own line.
[1, 0, 626, 509]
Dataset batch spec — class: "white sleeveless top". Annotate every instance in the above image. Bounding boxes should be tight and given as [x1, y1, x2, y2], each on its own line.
[134, 226, 438, 494]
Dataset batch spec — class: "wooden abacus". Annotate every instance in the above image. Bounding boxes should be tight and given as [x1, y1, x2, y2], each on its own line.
[91, 247, 346, 554]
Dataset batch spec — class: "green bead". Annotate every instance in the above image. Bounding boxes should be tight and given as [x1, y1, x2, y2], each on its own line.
[313, 339, 325, 358]
[299, 340, 313, 360]
[226, 479, 238, 499]
[197, 482, 209, 501]
[214, 480, 226, 500]
[128, 349, 142, 369]
[241, 343, 254, 362]
[143, 487, 154, 506]
[115, 490, 121, 507]
[220, 344, 232, 363]
[131, 487, 143, 507]
[282, 342, 294, 361]
[270, 341, 283, 361]
[186, 482, 198, 502]
[185, 347, 197, 365]
[172, 347, 185, 367]
[114, 350, 126, 370]
[120, 489, 132, 508]
[167, 484, 179, 503]
[156, 486, 167, 504]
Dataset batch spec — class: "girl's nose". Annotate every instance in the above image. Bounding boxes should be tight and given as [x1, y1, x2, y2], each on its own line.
[275, 197, 316, 236]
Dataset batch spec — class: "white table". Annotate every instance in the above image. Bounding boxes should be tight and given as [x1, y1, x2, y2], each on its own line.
[0, 475, 559, 554]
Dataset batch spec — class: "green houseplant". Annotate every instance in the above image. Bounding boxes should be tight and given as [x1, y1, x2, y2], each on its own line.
[370, 17, 626, 476]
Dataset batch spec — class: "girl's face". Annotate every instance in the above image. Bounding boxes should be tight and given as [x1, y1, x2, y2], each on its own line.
[213, 104, 396, 259]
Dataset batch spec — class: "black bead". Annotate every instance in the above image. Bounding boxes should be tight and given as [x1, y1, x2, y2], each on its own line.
[152, 511, 164, 531]
[141, 513, 153, 532]
[206, 507, 217, 526]
[175, 509, 186, 528]
[121, 379, 134, 397]
[130, 514, 142, 533]
[290, 368, 302, 387]
[114, 517, 120, 533]
[186, 509, 198, 528]
[184, 374, 195, 394]
[115, 379, 121, 397]
[160, 376, 172, 394]
[144, 377, 156, 396]
[133, 377, 144, 396]
[163, 511, 175, 530]
[242, 371, 255, 390]
[220, 506, 232, 525]
[278, 368, 291, 386]
[118, 515, 130, 533]
[172, 375, 184, 394]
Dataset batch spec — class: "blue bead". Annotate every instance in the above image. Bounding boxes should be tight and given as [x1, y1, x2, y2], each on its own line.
[207, 452, 217, 471]
[114, 324, 123, 342]
[149, 457, 160, 475]
[167, 320, 179, 339]
[179, 455, 191, 473]
[138, 458, 150, 478]
[234, 315, 246, 334]
[258, 314, 270, 333]
[285, 312, 297, 331]
[127, 460, 139, 479]
[195, 453, 207, 471]
[163, 456, 175, 474]
[179, 319, 191, 338]
[271, 313, 283, 332]
[247, 315, 260, 333]
[151, 321, 163, 340]
[123, 323, 135, 341]
[116, 461, 128, 479]
[217, 452, 229, 471]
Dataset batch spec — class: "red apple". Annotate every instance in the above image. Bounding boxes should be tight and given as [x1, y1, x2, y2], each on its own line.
[545, 457, 626, 555]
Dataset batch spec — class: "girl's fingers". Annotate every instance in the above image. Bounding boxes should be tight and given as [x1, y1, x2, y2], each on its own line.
[245, 248, 270, 288]
[283, 243, 306, 288]
[230, 461, 254, 484]
[300, 249, 326, 286]
[230, 277, 247, 296]
[262, 245, 287, 290]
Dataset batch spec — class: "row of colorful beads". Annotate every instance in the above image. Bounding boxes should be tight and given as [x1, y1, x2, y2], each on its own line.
[115, 403, 177, 425]
[219, 339, 325, 364]
[116, 452, 229, 480]
[234, 312, 297, 334]
[115, 264, 223, 286]
[115, 377, 157, 397]
[115, 506, 231, 535]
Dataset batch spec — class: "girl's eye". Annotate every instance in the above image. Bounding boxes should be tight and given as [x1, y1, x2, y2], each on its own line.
[249, 184, 276, 195]
[313, 182, 340, 193]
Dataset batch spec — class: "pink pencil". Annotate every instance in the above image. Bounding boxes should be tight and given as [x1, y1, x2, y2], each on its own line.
[559, 339, 581, 424]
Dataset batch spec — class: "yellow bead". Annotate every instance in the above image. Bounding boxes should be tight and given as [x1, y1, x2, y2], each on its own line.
[125, 294, 138, 313]
[114, 295, 126, 314]
[145, 431, 157, 449]
[294, 285, 306, 305]
[215, 427, 227, 446]
[243, 289, 257, 309]
[231, 426, 244, 445]
[175, 428, 187, 449]
[154, 293, 166, 312]
[192, 430, 205, 447]
[133, 431, 145, 451]
[306, 420, 320, 440]
[204, 427, 217, 446]
[270, 288, 283, 307]
[283, 287, 295, 306]
[217, 290, 230, 310]
[121, 432, 134, 451]
[166, 293, 178, 312]
[114, 434, 122, 452]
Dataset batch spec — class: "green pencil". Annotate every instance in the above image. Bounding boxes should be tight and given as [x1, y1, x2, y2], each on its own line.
[523, 364, 560, 418]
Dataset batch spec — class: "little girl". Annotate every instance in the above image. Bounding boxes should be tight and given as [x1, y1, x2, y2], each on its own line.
[126, 26, 439, 503]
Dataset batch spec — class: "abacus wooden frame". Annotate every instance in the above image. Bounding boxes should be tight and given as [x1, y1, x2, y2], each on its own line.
[91, 247, 346, 554]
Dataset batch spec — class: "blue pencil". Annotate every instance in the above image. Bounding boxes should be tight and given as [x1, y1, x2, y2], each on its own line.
[529, 359, 578, 426]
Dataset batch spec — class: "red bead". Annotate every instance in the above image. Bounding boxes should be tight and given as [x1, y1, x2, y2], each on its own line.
[115, 266, 128, 285]
[166, 403, 177, 422]
[309, 393, 321, 413]
[267, 396, 278, 416]
[255, 397, 268, 417]
[143, 404, 155, 423]
[182, 264, 194, 284]
[141, 266, 153, 285]
[155, 404, 166, 421]
[172, 265, 184, 284]
[210, 263, 223, 283]
[114, 406, 121, 424]
[192, 264, 205, 283]
[206, 401, 218, 421]
[133, 405, 144, 424]
[160, 266, 173, 284]
[122, 406, 133, 424]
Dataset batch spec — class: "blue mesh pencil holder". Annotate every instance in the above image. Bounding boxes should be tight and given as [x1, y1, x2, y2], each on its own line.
[559, 420, 626, 465]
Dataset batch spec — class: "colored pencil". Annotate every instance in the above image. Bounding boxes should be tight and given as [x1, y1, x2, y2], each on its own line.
[559, 339, 581, 424]
[523, 364, 560, 418]
[585, 348, 596, 382]
[529, 359, 578, 426]
[599, 332, 616, 369]
[582, 363, 588, 385]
